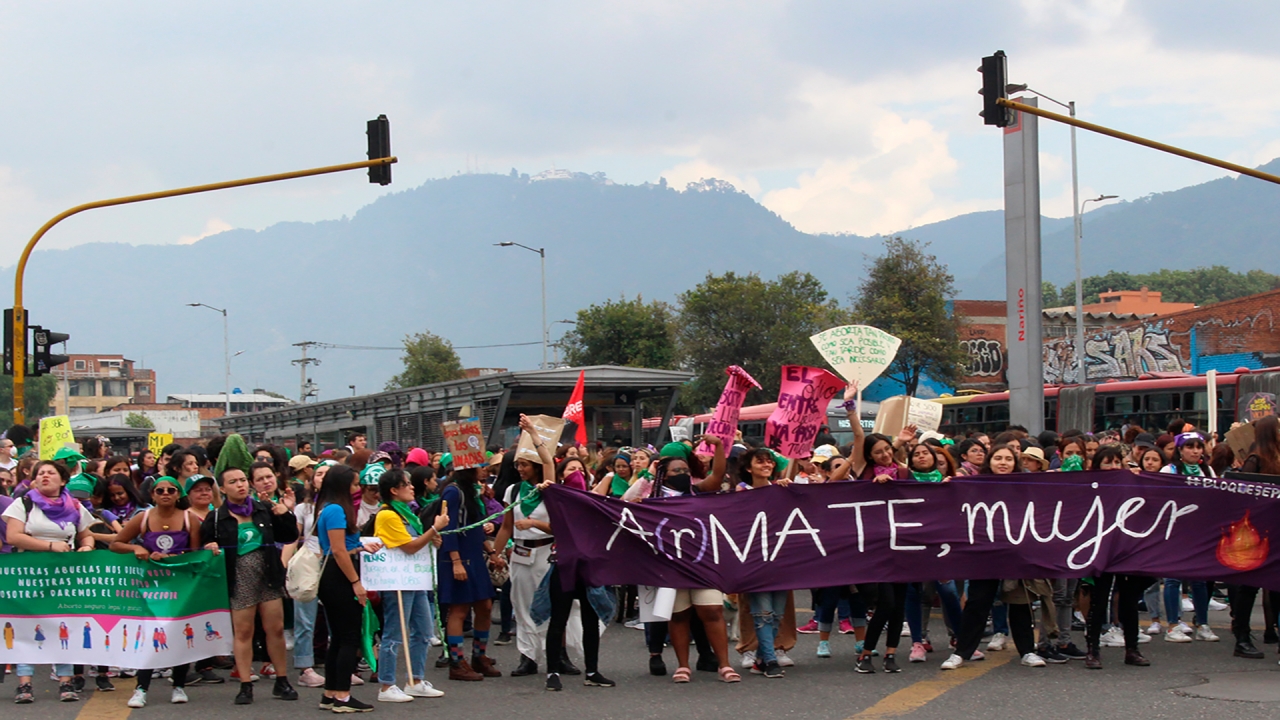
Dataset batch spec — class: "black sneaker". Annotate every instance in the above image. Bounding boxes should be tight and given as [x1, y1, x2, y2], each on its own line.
[319, 695, 335, 711]
[14, 683, 34, 704]
[584, 672, 615, 687]
[1039, 645, 1069, 664]
[494, 632, 513, 646]
[60, 682, 79, 702]
[545, 673, 562, 692]
[435, 652, 451, 668]
[855, 656, 876, 674]
[331, 695, 373, 713]
[212, 656, 236, 670]
[762, 661, 784, 679]
[1057, 642, 1088, 660]
[234, 682, 254, 705]
[272, 677, 298, 701]
[559, 652, 581, 676]
[648, 654, 667, 677]
[72, 676, 86, 693]
[195, 668, 225, 685]
[883, 655, 901, 673]
[95, 676, 115, 691]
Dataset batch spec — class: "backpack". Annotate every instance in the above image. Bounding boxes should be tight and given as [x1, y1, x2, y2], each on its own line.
[285, 505, 326, 603]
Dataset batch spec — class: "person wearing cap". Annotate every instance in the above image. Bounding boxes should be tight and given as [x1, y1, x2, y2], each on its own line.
[357, 454, 390, 527]
[288, 454, 318, 495]
[1129, 433, 1158, 466]
[405, 447, 432, 469]
[1020, 446, 1050, 473]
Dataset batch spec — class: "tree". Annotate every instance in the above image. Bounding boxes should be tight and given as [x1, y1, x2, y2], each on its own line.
[559, 296, 679, 370]
[677, 271, 850, 410]
[1042, 281, 1061, 307]
[0, 374, 59, 426]
[385, 331, 466, 390]
[125, 412, 155, 429]
[1059, 266, 1280, 306]
[852, 237, 968, 395]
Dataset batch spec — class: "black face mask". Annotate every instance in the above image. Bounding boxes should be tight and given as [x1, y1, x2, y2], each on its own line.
[666, 472, 692, 494]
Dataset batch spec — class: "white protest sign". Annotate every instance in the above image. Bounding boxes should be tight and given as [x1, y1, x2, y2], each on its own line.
[907, 398, 944, 433]
[810, 325, 903, 387]
[637, 585, 676, 623]
[359, 539, 435, 592]
[872, 395, 944, 435]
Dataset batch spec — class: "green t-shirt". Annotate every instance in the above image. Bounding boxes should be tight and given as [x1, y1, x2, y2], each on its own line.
[237, 522, 263, 556]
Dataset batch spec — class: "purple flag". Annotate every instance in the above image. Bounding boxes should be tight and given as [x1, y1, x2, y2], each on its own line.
[543, 471, 1280, 593]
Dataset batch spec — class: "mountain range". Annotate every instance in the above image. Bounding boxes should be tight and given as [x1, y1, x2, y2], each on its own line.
[5, 160, 1280, 400]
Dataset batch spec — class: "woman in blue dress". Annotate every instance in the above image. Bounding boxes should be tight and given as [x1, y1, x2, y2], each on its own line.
[438, 466, 505, 681]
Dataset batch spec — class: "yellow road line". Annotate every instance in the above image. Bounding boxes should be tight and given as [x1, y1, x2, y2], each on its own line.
[846, 651, 1016, 719]
[75, 679, 135, 720]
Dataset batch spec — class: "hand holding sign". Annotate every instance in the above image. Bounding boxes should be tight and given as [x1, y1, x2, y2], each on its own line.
[810, 325, 902, 386]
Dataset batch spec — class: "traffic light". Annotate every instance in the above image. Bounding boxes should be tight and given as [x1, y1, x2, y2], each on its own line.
[979, 51, 1013, 128]
[367, 115, 392, 185]
[31, 326, 70, 376]
[3, 308, 26, 376]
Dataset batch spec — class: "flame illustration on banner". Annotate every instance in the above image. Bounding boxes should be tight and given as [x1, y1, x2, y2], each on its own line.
[1216, 511, 1269, 572]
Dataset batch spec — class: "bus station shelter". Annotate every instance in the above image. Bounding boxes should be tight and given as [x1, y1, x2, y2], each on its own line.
[216, 366, 693, 453]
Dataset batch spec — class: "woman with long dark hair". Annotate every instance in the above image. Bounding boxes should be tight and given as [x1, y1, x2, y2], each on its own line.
[438, 463, 506, 681]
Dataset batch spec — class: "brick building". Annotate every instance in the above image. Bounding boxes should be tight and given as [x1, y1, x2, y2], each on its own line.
[48, 354, 156, 416]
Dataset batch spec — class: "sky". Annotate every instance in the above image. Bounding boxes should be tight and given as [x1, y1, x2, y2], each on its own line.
[4, 1, 1280, 392]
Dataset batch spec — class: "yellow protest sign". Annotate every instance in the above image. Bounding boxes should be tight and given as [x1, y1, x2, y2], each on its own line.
[148, 432, 173, 459]
[38, 415, 74, 460]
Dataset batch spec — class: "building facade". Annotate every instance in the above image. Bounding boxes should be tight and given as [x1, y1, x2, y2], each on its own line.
[48, 355, 156, 416]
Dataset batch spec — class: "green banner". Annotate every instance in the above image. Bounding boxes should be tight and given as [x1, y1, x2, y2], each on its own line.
[0, 550, 232, 668]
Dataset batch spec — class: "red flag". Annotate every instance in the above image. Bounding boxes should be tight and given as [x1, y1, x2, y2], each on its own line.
[563, 370, 587, 444]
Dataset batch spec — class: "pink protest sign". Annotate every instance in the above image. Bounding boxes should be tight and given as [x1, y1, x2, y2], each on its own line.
[764, 365, 846, 459]
[695, 365, 761, 455]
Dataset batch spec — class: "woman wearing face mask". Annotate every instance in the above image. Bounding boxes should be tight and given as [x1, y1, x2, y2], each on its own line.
[1056, 436, 1089, 472]
[3, 460, 96, 703]
[200, 466, 300, 706]
[1158, 431, 1220, 644]
[111, 477, 202, 707]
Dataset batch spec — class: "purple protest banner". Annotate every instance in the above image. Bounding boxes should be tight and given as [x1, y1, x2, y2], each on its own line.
[763, 365, 846, 459]
[543, 471, 1280, 593]
[694, 365, 761, 455]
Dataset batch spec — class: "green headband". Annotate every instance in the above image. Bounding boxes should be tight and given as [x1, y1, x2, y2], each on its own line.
[153, 475, 187, 497]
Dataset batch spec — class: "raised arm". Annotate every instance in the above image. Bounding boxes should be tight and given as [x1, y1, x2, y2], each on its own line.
[696, 435, 727, 492]
[519, 414, 555, 484]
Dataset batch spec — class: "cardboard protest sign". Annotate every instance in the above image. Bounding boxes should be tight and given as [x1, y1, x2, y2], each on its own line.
[696, 365, 761, 455]
[1226, 423, 1257, 464]
[360, 540, 435, 592]
[516, 414, 566, 461]
[38, 415, 74, 460]
[148, 432, 173, 460]
[1245, 392, 1277, 421]
[763, 366, 846, 459]
[873, 395, 944, 435]
[810, 325, 902, 387]
[442, 418, 486, 469]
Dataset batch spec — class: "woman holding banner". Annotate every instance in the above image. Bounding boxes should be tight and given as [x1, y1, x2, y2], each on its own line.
[110, 476, 202, 707]
[3, 459, 96, 704]
[371, 469, 449, 702]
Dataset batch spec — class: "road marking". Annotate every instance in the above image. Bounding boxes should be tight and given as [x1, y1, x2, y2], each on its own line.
[846, 651, 1016, 719]
[75, 679, 135, 720]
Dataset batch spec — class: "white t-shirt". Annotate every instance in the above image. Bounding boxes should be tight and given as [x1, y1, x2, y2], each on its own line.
[0, 457, 17, 471]
[295, 503, 321, 554]
[357, 499, 380, 529]
[2, 497, 94, 545]
[503, 485, 551, 541]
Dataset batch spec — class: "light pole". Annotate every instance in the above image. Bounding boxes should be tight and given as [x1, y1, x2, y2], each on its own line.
[187, 303, 230, 415]
[1076, 194, 1118, 381]
[495, 242, 547, 368]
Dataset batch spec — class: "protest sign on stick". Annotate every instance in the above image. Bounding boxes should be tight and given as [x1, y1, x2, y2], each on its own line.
[147, 432, 173, 460]
[695, 365, 761, 455]
[809, 325, 902, 387]
[763, 366, 846, 459]
[442, 417, 486, 469]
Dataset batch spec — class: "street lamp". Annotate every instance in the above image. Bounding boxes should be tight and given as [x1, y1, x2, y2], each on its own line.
[494, 242, 547, 368]
[1075, 194, 1119, 381]
[187, 303, 230, 415]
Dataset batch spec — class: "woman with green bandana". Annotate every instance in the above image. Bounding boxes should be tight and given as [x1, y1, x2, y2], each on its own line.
[591, 451, 634, 497]
[371, 468, 449, 702]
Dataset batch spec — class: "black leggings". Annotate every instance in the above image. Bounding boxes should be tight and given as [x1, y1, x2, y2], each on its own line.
[859, 583, 907, 654]
[317, 558, 362, 693]
[545, 565, 599, 675]
[1087, 574, 1148, 651]
[1229, 585, 1280, 642]
[137, 664, 189, 691]
[955, 580, 1037, 659]
[647, 612, 711, 656]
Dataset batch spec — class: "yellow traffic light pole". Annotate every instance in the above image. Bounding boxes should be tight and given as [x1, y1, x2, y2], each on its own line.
[996, 97, 1280, 187]
[10, 156, 396, 423]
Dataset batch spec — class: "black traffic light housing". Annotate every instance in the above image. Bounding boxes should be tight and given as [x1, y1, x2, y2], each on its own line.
[31, 326, 70, 376]
[367, 115, 392, 185]
[979, 51, 1013, 128]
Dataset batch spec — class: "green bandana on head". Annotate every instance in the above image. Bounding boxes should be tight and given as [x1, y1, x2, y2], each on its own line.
[152, 475, 187, 497]
[659, 442, 691, 460]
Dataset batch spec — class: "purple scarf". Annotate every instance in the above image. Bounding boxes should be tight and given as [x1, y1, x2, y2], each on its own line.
[112, 501, 137, 519]
[29, 489, 82, 530]
[225, 498, 254, 517]
[564, 471, 587, 492]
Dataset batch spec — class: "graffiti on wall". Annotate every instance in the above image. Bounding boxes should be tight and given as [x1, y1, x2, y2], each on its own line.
[961, 338, 1004, 377]
[1044, 324, 1185, 384]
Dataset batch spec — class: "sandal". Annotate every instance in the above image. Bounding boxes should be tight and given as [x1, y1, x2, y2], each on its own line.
[717, 666, 741, 683]
[672, 667, 692, 683]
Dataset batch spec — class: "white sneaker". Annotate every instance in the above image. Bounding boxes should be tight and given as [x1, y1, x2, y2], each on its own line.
[1208, 598, 1228, 612]
[775, 649, 795, 668]
[350, 674, 365, 686]
[1174, 621, 1194, 634]
[940, 653, 964, 670]
[740, 650, 756, 669]
[1165, 627, 1192, 643]
[170, 688, 188, 704]
[986, 632, 1007, 651]
[1100, 627, 1125, 648]
[1195, 625, 1220, 642]
[429, 635, 443, 646]
[404, 681, 444, 698]
[1181, 597, 1194, 612]
[128, 688, 147, 708]
[624, 618, 645, 630]
[1020, 652, 1046, 667]
[1145, 622, 1162, 635]
[377, 685, 414, 703]
[284, 629, 295, 652]
[1136, 631, 1150, 644]
[901, 622, 911, 637]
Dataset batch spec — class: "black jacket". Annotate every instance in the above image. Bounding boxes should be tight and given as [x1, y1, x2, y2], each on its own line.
[200, 499, 299, 595]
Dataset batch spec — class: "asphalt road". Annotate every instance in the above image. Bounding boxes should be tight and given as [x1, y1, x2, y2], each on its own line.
[8, 596, 1280, 720]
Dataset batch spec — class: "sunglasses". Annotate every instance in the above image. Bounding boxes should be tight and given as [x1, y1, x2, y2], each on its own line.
[154, 486, 179, 495]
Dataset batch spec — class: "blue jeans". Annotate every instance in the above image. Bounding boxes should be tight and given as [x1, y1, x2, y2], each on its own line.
[1165, 579, 1209, 626]
[815, 587, 864, 632]
[294, 597, 319, 668]
[378, 590, 432, 686]
[749, 590, 789, 665]
[18, 663, 72, 678]
[906, 581, 963, 644]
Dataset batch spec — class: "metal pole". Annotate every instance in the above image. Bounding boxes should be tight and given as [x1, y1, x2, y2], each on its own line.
[539, 248, 548, 369]
[1069, 101, 1085, 385]
[223, 310, 230, 416]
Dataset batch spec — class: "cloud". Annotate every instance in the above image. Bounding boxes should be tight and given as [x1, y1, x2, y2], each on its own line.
[177, 218, 233, 245]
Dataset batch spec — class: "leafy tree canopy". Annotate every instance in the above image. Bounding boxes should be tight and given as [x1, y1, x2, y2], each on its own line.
[559, 296, 679, 370]
[385, 331, 466, 390]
